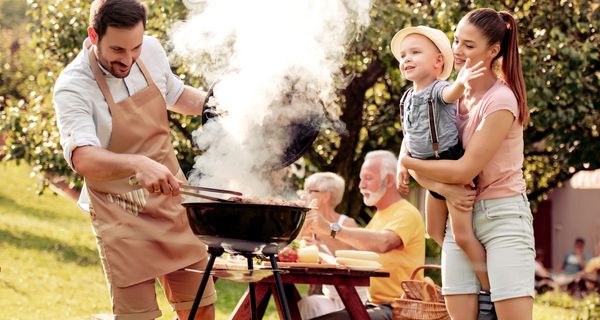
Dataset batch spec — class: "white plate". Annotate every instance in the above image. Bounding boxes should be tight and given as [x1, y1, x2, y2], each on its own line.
[344, 264, 382, 271]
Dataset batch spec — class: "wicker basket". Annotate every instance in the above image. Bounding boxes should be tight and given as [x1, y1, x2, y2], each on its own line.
[392, 265, 450, 320]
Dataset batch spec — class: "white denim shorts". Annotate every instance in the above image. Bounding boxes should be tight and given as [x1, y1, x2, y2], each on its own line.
[441, 193, 536, 302]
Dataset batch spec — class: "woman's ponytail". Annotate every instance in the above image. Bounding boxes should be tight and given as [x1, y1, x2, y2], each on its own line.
[465, 9, 529, 125]
[498, 11, 529, 125]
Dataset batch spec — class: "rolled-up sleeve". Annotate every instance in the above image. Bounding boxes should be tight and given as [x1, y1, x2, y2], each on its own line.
[147, 36, 184, 107]
[53, 85, 101, 170]
[165, 69, 185, 107]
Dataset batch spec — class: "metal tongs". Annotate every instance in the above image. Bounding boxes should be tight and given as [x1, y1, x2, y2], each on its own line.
[179, 184, 243, 203]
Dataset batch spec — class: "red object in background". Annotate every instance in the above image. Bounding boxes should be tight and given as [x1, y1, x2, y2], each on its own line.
[277, 247, 298, 262]
[534, 200, 553, 268]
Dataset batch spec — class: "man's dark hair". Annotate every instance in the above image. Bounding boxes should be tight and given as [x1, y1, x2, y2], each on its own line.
[575, 238, 585, 245]
[90, 0, 147, 39]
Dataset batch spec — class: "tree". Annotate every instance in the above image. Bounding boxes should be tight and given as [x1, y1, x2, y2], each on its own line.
[304, 0, 600, 219]
[1, 0, 598, 218]
[0, 0, 27, 29]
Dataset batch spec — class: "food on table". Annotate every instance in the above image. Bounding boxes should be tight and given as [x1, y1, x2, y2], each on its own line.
[297, 245, 319, 263]
[335, 257, 382, 269]
[335, 250, 380, 261]
[277, 246, 298, 262]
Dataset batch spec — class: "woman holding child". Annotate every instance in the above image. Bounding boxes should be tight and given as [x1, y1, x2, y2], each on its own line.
[397, 8, 535, 320]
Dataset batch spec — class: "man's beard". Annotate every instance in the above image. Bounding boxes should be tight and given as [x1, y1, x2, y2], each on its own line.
[361, 178, 387, 207]
[96, 48, 134, 78]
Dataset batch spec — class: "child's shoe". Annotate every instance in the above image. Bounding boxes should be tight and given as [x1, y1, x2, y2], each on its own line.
[478, 291, 498, 320]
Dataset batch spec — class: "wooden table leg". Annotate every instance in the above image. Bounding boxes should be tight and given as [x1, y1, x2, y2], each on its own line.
[229, 284, 272, 320]
[270, 283, 302, 320]
[255, 283, 272, 319]
[334, 285, 369, 320]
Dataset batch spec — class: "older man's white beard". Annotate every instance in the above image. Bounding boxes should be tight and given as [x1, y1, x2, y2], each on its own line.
[361, 183, 387, 207]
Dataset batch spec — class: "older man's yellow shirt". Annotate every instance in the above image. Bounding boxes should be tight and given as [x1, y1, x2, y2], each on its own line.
[365, 199, 425, 304]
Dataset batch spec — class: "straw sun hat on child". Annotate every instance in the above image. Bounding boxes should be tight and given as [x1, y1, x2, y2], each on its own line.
[390, 26, 454, 80]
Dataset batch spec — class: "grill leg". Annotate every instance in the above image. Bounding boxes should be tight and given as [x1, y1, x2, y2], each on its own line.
[188, 247, 223, 320]
[269, 254, 292, 320]
[246, 255, 258, 320]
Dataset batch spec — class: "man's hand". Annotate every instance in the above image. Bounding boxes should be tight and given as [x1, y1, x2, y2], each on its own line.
[134, 156, 180, 196]
[455, 58, 486, 87]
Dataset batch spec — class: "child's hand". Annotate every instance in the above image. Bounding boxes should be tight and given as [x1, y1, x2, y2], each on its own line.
[396, 167, 410, 195]
[396, 158, 410, 195]
[455, 58, 486, 86]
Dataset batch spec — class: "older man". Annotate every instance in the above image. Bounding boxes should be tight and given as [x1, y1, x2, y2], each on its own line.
[305, 150, 425, 320]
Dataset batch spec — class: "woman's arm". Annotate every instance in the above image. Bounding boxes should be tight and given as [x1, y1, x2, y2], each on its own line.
[402, 110, 515, 184]
[409, 170, 476, 212]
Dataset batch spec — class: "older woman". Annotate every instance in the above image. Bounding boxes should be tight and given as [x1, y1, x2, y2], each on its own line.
[298, 172, 366, 319]
[301, 172, 358, 253]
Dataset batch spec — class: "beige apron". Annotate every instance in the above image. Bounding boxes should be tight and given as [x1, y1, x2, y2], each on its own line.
[85, 49, 207, 288]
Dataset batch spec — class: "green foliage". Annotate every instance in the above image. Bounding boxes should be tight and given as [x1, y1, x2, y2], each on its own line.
[517, 1, 600, 205]
[0, 0, 598, 219]
[535, 292, 600, 320]
[304, 0, 600, 218]
[0, 0, 27, 28]
[0, 0, 199, 189]
[424, 238, 442, 283]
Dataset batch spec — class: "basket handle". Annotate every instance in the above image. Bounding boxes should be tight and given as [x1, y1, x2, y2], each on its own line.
[410, 264, 441, 280]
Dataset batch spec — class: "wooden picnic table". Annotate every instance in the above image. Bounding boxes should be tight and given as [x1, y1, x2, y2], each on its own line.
[224, 266, 389, 320]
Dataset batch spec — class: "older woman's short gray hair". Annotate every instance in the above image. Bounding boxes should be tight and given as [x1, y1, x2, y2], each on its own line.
[304, 172, 346, 206]
[364, 150, 398, 179]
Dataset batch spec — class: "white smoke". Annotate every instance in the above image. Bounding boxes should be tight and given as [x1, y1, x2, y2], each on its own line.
[171, 0, 372, 198]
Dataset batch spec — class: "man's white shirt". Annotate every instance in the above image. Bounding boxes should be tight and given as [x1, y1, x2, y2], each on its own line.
[53, 35, 185, 211]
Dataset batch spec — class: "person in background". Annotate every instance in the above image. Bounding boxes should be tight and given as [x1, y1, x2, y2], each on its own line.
[300, 172, 359, 255]
[297, 172, 367, 319]
[558, 238, 590, 296]
[584, 242, 600, 276]
[534, 249, 558, 294]
[560, 238, 589, 275]
[53, 0, 215, 318]
[583, 242, 600, 293]
[304, 150, 425, 320]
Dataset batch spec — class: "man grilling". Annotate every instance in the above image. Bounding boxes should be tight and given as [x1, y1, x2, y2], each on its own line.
[53, 0, 216, 319]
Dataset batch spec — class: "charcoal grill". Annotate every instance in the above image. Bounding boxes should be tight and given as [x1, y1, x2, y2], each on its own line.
[184, 201, 309, 320]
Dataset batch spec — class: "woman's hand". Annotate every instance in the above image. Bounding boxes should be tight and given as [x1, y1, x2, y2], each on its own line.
[303, 211, 329, 236]
[439, 183, 477, 212]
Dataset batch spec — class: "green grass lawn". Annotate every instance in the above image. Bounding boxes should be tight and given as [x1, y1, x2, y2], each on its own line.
[0, 162, 284, 319]
[1, 162, 597, 319]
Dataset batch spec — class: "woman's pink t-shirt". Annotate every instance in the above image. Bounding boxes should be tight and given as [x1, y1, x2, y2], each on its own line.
[457, 80, 526, 200]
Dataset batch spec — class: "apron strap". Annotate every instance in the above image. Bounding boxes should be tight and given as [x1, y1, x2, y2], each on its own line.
[88, 49, 116, 107]
[87, 47, 157, 110]
[136, 59, 156, 87]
